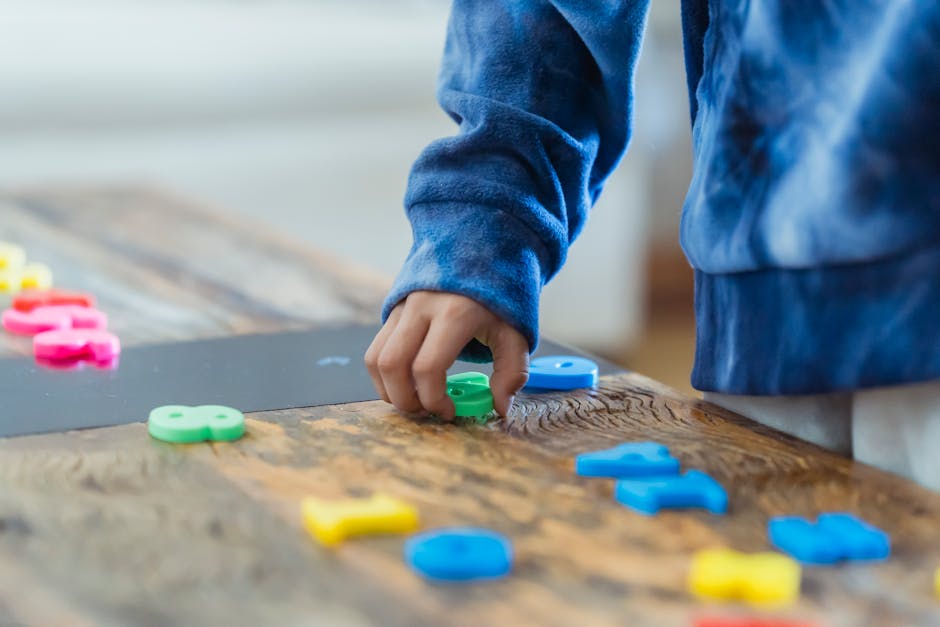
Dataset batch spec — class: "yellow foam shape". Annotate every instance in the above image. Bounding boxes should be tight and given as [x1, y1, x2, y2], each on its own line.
[935, 566, 940, 597]
[689, 548, 801, 607]
[0, 262, 53, 294]
[301, 494, 419, 546]
[0, 269, 18, 293]
[0, 243, 25, 271]
[20, 262, 53, 290]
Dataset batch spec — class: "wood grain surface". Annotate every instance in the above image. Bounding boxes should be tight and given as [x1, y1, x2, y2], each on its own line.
[0, 187, 938, 627]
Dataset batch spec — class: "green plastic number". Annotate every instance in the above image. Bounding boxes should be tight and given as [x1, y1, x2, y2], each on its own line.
[446, 372, 494, 419]
[447, 372, 490, 387]
[148, 405, 246, 443]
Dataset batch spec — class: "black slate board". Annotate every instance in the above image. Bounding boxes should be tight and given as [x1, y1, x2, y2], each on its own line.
[0, 324, 625, 438]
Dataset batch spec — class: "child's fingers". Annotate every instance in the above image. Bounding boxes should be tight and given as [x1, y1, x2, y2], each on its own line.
[364, 306, 403, 403]
[375, 308, 429, 414]
[489, 328, 530, 416]
[412, 319, 478, 421]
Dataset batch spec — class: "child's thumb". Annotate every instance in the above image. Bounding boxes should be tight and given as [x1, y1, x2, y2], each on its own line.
[489, 328, 529, 416]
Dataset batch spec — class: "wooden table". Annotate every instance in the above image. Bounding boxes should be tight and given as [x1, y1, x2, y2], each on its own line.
[0, 187, 938, 627]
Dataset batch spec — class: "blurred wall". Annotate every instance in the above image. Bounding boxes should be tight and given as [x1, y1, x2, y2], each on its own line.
[0, 0, 693, 355]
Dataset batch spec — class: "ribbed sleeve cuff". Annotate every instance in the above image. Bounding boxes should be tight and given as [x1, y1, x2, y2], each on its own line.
[692, 243, 940, 394]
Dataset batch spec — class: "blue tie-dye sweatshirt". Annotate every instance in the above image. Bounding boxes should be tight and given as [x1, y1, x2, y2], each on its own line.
[382, 0, 940, 395]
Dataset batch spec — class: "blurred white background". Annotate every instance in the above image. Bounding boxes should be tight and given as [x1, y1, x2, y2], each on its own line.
[0, 0, 692, 358]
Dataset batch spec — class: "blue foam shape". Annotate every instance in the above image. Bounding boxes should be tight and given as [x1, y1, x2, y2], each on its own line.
[575, 442, 681, 478]
[818, 513, 891, 561]
[768, 517, 843, 564]
[316, 355, 350, 366]
[404, 527, 513, 582]
[614, 470, 727, 515]
[769, 512, 890, 564]
[525, 355, 598, 390]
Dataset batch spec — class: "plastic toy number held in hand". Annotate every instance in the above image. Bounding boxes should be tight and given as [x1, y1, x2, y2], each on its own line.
[446, 372, 494, 419]
[148, 405, 246, 443]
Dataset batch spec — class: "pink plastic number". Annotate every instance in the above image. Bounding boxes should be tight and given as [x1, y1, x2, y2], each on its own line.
[34, 328, 121, 362]
[35, 356, 119, 371]
[2, 305, 108, 336]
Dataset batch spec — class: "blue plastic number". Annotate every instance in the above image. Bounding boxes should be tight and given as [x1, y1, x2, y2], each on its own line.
[576, 442, 681, 478]
[526, 355, 598, 390]
[768, 512, 890, 564]
[615, 470, 728, 515]
[405, 527, 513, 582]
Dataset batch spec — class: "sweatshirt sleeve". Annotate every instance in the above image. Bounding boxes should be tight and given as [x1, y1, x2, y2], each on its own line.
[383, 0, 651, 361]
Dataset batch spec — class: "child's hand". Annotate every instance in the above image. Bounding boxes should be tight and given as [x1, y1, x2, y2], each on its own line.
[365, 291, 529, 421]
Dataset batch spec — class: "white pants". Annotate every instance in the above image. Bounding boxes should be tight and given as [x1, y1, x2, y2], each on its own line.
[705, 380, 940, 491]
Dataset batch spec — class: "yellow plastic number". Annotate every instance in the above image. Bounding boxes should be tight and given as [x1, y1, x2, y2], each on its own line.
[301, 494, 419, 546]
[689, 548, 801, 606]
